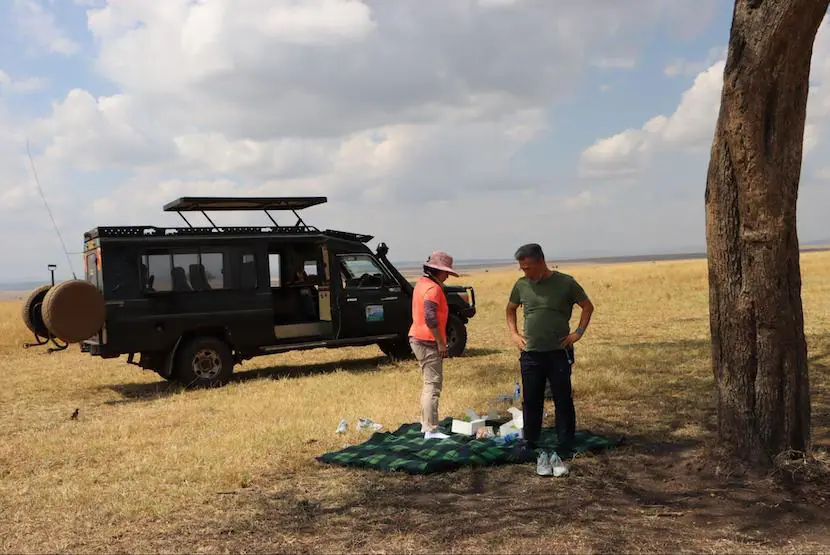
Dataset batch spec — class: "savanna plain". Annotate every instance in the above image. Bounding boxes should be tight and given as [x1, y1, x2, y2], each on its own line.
[2, 253, 830, 554]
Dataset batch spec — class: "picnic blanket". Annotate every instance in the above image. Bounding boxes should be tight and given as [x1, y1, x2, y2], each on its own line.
[316, 417, 619, 475]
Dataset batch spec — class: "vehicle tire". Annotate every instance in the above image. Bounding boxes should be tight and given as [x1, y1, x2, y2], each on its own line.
[41, 280, 106, 343]
[173, 336, 234, 388]
[446, 314, 467, 358]
[378, 337, 414, 360]
[21, 284, 51, 338]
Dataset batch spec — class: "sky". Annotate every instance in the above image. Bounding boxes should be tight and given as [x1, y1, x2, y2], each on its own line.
[1, 0, 829, 283]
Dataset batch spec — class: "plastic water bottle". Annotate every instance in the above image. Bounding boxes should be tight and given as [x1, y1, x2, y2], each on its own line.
[494, 432, 520, 444]
[513, 381, 521, 403]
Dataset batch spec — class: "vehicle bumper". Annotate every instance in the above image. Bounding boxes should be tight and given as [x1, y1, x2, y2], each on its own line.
[82, 340, 120, 359]
[459, 306, 476, 319]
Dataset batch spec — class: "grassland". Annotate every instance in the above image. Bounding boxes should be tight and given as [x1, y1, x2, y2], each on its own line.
[1, 252, 829, 553]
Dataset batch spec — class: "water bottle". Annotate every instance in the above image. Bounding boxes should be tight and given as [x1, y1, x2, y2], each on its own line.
[513, 381, 521, 403]
[494, 432, 520, 444]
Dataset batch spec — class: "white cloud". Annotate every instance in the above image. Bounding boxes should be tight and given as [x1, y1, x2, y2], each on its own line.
[69, 0, 705, 143]
[30, 1, 694, 175]
[32, 89, 178, 171]
[804, 124, 819, 154]
[593, 57, 638, 70]
[581, 18, 830, 180]
[563, 191, 603, 210]
[477, 0, 523, 8]
[3, 0, 739, 280]
[664, 46, 727, 77]
[11, 0, 80, 55]
[0, 70, 50, 94]
[580, 60, 725, 179]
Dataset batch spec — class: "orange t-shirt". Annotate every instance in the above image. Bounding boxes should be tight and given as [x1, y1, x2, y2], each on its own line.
[408, 276, 449, 343]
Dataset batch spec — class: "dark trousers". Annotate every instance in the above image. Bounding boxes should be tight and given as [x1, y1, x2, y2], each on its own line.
[519, 349, 575, 447]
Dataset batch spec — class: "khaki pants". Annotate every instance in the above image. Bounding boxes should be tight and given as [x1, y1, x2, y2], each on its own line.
[410, 339, 443, 433]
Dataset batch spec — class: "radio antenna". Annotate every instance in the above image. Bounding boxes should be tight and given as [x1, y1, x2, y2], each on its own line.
[26, 139, 77, 280]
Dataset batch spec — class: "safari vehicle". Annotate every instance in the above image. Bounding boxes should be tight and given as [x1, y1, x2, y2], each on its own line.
[20, 197, 477, 387]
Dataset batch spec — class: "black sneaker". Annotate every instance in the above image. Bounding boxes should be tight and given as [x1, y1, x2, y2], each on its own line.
[507, 440, 537, 463]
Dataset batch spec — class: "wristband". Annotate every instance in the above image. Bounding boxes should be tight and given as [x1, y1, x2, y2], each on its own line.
[576, 327, 585, 335]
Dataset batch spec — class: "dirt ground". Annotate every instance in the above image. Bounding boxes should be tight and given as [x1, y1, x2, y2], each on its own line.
[4, 255, 830, 554]
[56, 416, 830, 554]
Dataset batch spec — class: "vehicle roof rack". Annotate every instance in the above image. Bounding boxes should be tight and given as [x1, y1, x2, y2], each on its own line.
[162, 196, 327, 231]
[162, 196, 327, 212]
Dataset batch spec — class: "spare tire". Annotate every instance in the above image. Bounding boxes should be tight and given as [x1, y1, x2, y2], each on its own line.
[21, 284, 51, 338]
[42, 280, 106, 343]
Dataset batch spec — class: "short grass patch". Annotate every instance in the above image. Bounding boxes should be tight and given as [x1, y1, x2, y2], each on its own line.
[2, 252, 830, 553]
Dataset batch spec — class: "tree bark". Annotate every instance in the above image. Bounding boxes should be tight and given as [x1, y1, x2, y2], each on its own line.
[705, 0, 828, 467]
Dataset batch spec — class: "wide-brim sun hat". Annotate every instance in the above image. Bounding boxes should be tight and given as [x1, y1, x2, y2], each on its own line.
[424, 251, 459, 277]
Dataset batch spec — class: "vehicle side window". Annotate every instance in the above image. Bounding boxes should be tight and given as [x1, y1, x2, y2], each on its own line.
[269, 253, 281, 287]
[85, 251, 98, 284]
[144, 252, 172, 292]
[173, 253, 199, 291]
[240, 253, 257, 289]
[297, 256, 324, 285]
[303, 260, 319, 280]
[141, 249, 230, 292]
[339, 254, 389, 289]
[200, 252, 226, 290]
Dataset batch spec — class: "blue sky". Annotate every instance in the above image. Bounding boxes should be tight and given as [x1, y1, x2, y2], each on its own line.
[0, 0, 828, 283]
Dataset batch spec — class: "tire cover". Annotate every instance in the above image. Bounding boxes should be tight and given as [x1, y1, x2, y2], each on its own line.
[21, 284, 51, 338]
[42, 280, 106, 343]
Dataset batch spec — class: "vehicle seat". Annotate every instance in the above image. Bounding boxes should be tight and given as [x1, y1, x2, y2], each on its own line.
[189, 263, 212, 290]
[171, 266, 192, 291]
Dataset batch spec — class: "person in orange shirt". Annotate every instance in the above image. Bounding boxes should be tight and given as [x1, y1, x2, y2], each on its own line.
[409, 251, 459, 440]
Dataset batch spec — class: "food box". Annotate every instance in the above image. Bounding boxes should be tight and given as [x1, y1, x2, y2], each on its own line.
[498, 421, 523, 438]
[451, 418, 486, 436]
[499, 407, 524, 437]
[507, 407, 524, 425]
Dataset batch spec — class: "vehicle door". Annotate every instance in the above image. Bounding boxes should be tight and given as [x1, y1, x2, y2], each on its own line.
[334, 253, 411, 339]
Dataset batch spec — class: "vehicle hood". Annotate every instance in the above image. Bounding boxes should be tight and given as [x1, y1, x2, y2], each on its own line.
[443, 285, 471, 292]
[408, 281, 470, 292]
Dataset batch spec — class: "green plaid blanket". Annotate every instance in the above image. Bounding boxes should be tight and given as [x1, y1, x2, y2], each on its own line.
[316, 417, 619, 475]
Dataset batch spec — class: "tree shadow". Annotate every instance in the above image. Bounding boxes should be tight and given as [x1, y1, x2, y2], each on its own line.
[234, 355, 393, 382]
[104, 331, 830, 551]
[100, 380, 183, 405]
[616, 338, 712, 350]
[214, 443, 830, 554]
[98, 344, 501, 404]
[459, 347, 502, 357]
[99, 355, 394, 403]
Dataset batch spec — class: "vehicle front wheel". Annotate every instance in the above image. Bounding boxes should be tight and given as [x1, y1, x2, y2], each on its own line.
[446, 315, 468, 357]
[174, 336, 234, 388]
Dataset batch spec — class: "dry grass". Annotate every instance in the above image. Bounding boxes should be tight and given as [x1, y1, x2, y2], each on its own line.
[2, 252, 830, 553]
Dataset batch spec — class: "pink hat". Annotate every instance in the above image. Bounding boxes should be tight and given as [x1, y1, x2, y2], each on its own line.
[425, 251, 459, 277]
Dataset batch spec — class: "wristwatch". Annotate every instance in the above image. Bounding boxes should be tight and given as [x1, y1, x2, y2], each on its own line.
[575, 327, 585, 335]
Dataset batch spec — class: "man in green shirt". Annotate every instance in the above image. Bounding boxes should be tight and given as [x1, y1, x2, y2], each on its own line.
[506, 243, 594, 453]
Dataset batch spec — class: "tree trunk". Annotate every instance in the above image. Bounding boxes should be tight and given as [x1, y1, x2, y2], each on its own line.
[705, 0, 828, 467]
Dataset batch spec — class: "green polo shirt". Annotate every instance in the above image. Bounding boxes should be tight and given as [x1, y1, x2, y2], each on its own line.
[508, 271, 588, 352]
